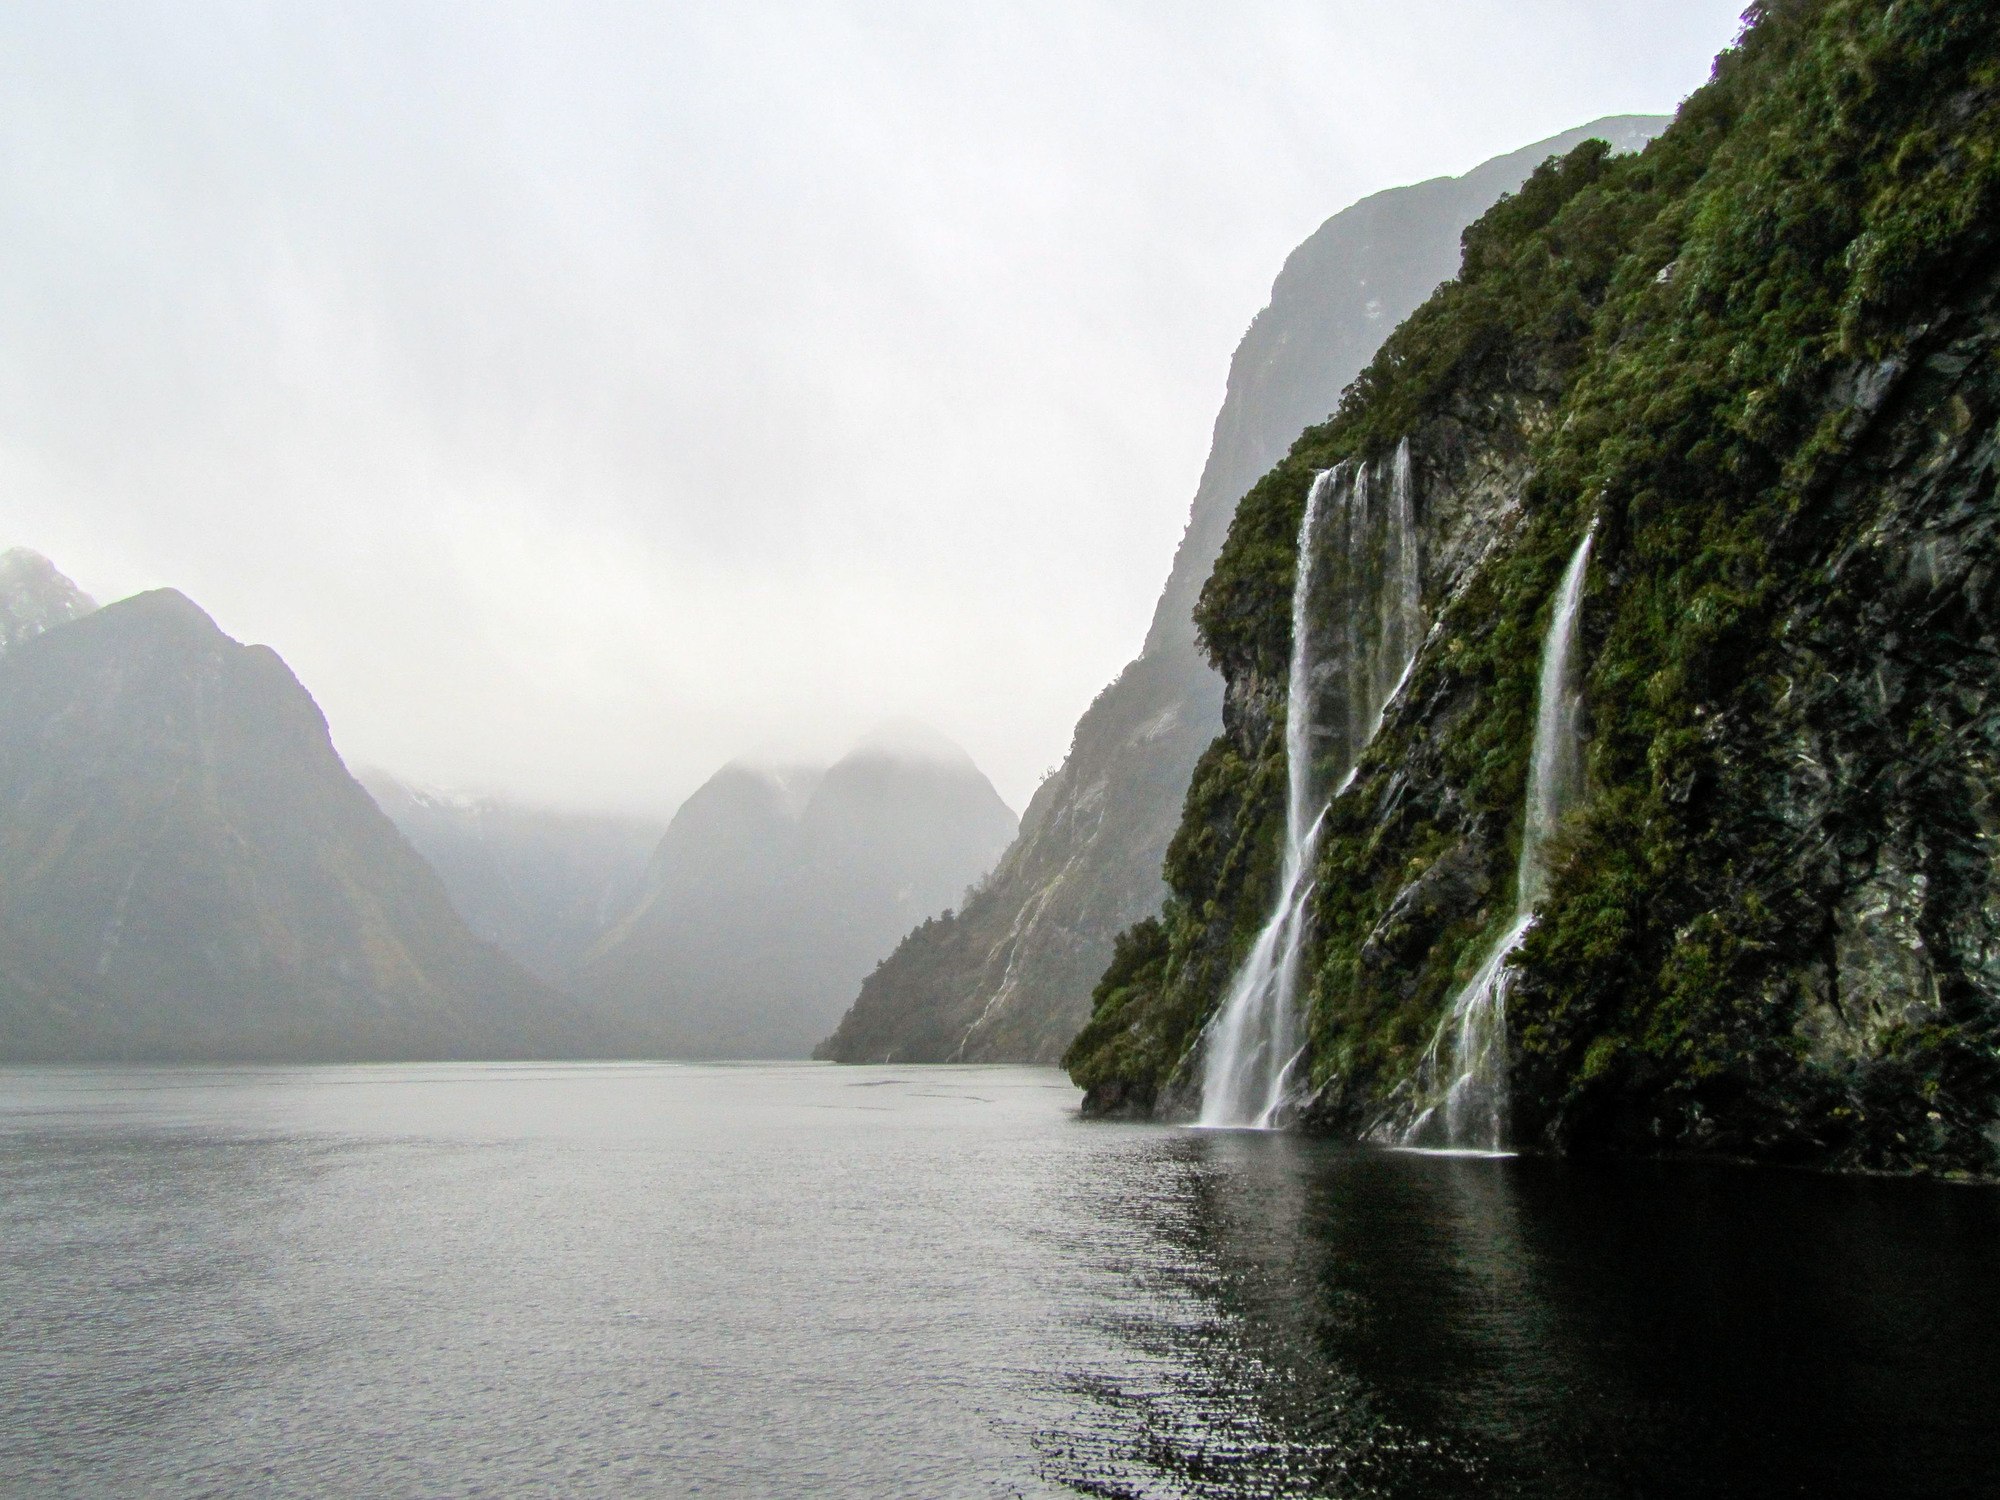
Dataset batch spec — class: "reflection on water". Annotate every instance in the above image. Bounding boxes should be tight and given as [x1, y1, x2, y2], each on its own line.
[1043, 1130, 2000, 1499]
[0, 1064, 1995, 1498]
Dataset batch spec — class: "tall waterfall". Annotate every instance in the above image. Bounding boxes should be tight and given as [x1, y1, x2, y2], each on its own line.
[1399, 525, 1595, 1153]
[1200, 443, 1424, 1128]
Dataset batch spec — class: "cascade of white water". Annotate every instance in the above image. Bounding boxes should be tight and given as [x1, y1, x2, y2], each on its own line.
[1382, 440, 1422, 720]
[1198, 465, 1341, 1129]
[1399, 525, 1595, 1152]
[1199, 442, 1427, 1129]
[1343, 465, 1374, 760]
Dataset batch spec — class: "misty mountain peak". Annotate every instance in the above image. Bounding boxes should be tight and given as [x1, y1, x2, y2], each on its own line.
[359, 767, 664, 989]
[0, 580, 584, 1060]
[357, 769, 482, 816]
[0, 548, 98, 659]
[105, 587, 223, 637]
[721, 759, 827, 817]
[846, 717, 980, 771]
[585, 722, 1019, 1059]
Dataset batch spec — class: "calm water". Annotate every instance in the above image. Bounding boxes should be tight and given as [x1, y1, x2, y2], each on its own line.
[1, 1063, 1995, 1498]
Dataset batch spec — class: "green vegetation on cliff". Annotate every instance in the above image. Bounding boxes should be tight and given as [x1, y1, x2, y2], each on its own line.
[1068, 0, 2000, 1175]
[817, 120, 1663, 1068]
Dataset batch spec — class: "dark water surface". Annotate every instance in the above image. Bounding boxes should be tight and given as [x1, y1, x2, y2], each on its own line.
[1, 1063, 1995, 1498]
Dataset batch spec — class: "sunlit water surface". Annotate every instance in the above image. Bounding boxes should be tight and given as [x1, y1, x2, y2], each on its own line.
[2, 1063, 1995, 1498]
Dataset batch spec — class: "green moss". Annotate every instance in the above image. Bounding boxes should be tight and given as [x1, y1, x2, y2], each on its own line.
[1062, 916, 1172, 1099]
[1509, 0, 2000, 1164]
[1069, 0, 2000, 1171]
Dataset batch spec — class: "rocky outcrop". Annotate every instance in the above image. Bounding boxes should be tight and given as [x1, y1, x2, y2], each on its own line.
[592, 723, 1017, 1059]
[817, 115, 1666, 1065]
[0, 588, 598, 1060]
[1068, 0, 2000, 1176]
[0, 548, 96, 659]
[361, 771, 661, 989]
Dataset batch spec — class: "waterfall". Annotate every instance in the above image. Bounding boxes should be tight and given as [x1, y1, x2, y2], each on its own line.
[1399, 525, 1594, 1153]
[1380, 440, 1422, 723]
[1197, 465, 1338, 1129]
[1199, 442, 1424, 1128]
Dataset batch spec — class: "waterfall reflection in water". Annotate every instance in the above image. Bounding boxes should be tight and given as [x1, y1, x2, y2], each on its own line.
[1, 1065, 1994, 1499]
[1041, 1129, 2000, 1500]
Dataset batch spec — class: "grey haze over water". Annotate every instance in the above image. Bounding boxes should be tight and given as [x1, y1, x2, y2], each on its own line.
[0, 2, 1744, 814]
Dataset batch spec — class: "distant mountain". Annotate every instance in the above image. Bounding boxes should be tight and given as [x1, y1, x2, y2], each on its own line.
[587, 721, 1017, 1058]
[816, 116, 1669, 1065]
[0, 547, 96, 658]
[0, 586, 594, 1060]
[360, 771, 662, 988]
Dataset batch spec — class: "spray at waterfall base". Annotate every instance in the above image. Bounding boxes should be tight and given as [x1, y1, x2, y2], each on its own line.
[1193, 455, 1595, 1151]
[1197, 445, 1424, 1131]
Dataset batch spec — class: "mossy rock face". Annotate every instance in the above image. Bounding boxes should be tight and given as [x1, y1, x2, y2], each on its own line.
[1067, 0, 2000, 1175]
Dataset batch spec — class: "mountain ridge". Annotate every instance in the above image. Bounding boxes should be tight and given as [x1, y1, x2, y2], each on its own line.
[589, 721, 1017, 1058]
[0, 584, 596, 1061]
[0, 547, 97, 660]
[360, 769, 663, 990]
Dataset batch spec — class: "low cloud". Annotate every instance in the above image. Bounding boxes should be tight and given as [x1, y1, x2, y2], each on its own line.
[0, 0, 1745, 813]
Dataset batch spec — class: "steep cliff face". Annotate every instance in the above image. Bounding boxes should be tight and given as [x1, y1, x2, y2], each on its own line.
[817, 116, 1665, 1066]
[1069, 0, 2000, 1176]
[0, 589, 592, 1060]
[360, 771, 661, 989]
[591, 723, 1016, 1059]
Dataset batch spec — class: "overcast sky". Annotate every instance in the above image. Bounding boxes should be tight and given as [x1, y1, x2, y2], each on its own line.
[1, 1, 1746, 816]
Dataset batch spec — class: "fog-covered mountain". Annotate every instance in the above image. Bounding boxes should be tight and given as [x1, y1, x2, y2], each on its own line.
[0, 585, 594, 1060]
[817, 116, 1667, 1065]
[589, 721, 1017, 1058]
[0, 548, 97, 659]
[360, 772, 662, 988]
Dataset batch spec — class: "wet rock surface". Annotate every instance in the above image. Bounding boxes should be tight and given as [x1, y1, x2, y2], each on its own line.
[817, 120, 1666, 1067]
[1069, 2, 2000, 1176]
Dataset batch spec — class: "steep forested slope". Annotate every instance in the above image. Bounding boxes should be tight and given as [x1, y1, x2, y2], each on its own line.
[818, 116, 1664, 1065]
[1069, 0, 2000, 1176]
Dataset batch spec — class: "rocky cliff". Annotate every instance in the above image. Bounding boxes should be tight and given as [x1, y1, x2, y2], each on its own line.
[592, 722, 1017, 1058]
[0, 588, 594, 1060]
[817, 116, 1666, 1065]
[1068, 0, 2000, 1176]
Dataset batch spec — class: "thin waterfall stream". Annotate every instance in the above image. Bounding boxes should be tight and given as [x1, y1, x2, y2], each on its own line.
[1199, 442, 1423, 1128]
[1396, 523, 1595, 1152]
